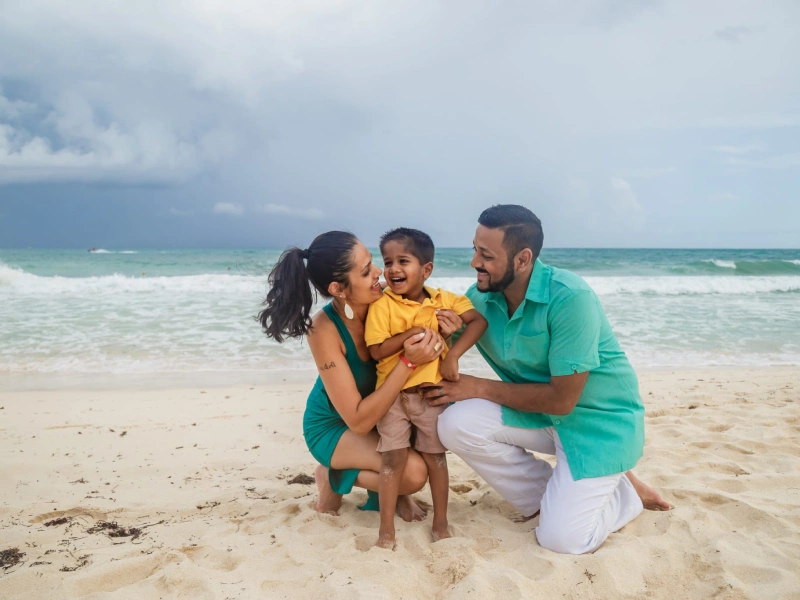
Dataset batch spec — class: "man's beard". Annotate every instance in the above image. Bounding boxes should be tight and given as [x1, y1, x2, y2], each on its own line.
[476, 258, 515, 293]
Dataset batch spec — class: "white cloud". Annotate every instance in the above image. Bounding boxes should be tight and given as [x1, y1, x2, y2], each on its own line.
[610, 177, 645, 230]
[715, 26, 752, 44]
[709, 192, 738, 202]
[213, 202, 244, 216]
[0, 91, 34, 121]
[726, 153, 800, 169]
[0, 93, 235, 184]
[712, 144, 763, 155]
[0, 0, 798, 247]
[262, 203, 325, 221]
[168, 207, 195, 216]
[620, 167, 677, 178]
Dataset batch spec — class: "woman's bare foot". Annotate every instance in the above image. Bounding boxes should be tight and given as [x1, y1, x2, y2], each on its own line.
[431, 519, 451, 542]
[396, 495, 428, 522]
[626, 471, 672, 511]
[375, 528, 396, 550]
[314, 464, 343, 515]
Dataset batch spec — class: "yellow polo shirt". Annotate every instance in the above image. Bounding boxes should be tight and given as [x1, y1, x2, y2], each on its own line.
[365, 286, 474, 389]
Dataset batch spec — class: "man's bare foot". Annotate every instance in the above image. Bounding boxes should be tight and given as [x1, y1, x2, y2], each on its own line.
[626, 471, 672, 511]
[375, 529, 396, 550]
[513, 510, 540, 523]
[314, 464, 343, 515]
[396, 495, 428, 522]
[431, 519, 451, 542]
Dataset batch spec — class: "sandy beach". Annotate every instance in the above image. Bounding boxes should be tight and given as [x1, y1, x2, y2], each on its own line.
[1, 368, 798, 599]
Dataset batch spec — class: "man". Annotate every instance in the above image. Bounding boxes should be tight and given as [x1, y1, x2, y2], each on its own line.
[423, 204, 669, 555]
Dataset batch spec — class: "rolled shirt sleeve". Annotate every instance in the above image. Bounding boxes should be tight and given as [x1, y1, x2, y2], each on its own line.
[547, 290, 601, 377]
[451, 293, 475, 316]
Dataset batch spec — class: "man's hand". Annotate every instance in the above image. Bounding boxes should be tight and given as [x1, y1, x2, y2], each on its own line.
[436, 309, 463, 339]
[440, 354, 459, 381]
[420, 375, 482, 406]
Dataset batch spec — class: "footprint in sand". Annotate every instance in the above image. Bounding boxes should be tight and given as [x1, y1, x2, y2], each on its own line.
[66, 553, 180, 596]
[449, 483, 473, 494]
[180, 545, 242, 572]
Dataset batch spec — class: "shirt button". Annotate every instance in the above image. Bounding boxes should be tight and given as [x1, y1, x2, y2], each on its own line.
[505, 343, 511, 349]
[571, 364, 578, 371]
[554, 420, 561, 425]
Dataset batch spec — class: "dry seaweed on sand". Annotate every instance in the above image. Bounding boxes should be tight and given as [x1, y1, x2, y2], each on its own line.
[86, 521, 142, 540]
[44, 517, 72, 527]
[287, 473, 315, 485]
[1, 548, 25, 570]
[60, 555, 90, 572]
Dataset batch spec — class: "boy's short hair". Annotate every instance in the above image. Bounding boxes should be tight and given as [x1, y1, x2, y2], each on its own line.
[379, 227, 435, 264]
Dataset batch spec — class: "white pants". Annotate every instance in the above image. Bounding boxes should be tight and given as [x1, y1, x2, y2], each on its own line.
[438, 398, 643, 555]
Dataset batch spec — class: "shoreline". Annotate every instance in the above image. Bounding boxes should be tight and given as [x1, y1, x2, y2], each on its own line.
[2, 364, 798, 392]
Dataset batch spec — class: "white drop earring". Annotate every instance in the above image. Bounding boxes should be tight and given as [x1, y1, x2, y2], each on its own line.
[340, 296, 354, 319]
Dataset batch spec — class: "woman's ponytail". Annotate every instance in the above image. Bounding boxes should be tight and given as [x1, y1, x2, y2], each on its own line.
[257, 231, 359, 343]
[258, 247, 314, 342]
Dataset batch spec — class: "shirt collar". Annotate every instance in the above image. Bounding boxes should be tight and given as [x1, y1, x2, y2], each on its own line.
[384, 285, 441, 305]
[486, 258, 551, 306]
[525, 258, 551, 304]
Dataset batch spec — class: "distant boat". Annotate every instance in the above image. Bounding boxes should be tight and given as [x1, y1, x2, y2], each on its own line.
[88, 248, 97, 253]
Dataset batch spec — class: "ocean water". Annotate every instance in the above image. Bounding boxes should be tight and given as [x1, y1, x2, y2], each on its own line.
[1, 248, 799, 376]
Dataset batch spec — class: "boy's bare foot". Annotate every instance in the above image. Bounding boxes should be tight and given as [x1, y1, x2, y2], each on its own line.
[375, 529, 396, 550]
[626, 471, 672, 511]
[431, 519, 451, 542]
[396, 495, 428, 522]
[314, 464, 343, 515]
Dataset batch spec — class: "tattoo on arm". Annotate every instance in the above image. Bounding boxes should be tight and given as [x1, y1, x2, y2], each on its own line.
[319, 361, 336, 371]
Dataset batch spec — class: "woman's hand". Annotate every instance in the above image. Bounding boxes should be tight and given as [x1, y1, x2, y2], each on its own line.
[436, 309, 463, 339]
[403, 328, 445, 366]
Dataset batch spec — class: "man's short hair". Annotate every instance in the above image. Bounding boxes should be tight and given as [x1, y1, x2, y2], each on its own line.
[478, 204, 544, 259]
[379, 227, 435, 264]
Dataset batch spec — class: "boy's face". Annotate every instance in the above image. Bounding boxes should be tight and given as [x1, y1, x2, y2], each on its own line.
[381, 240, 433, 297]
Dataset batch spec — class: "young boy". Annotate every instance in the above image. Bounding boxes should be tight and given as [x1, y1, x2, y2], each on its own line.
[365, 228, 488, 549]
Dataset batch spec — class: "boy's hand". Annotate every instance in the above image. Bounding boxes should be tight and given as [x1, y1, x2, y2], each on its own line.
[440, 354, 459, 381]
[436, 310, 463, 339]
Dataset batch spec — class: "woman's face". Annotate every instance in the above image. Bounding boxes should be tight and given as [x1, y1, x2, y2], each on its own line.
[345, 242, 384, 305]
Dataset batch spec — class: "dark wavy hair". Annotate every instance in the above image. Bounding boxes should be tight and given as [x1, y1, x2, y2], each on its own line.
[257, 231, 359, 342]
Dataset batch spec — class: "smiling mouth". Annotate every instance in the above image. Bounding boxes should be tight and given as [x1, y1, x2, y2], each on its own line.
[390, 277, 407, 285]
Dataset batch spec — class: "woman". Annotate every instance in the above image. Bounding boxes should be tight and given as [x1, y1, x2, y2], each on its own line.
[258, 231, 444, 519]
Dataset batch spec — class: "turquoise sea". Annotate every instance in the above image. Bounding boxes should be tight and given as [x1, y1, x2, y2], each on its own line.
[1, 248, 799, 375]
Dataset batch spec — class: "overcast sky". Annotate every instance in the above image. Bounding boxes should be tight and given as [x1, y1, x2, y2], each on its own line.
[1, 0, 798, 249]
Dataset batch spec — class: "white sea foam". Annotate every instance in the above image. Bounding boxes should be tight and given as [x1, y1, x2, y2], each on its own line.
[2, 267, 799, 374]
[429, 275, 800, 296]
[585, 275, 800, 295]
[702, 259, 737, 269]
[4, 268, 800, 297]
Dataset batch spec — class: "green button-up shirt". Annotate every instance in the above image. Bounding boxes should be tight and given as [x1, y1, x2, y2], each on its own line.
[465, 259, 644, 480]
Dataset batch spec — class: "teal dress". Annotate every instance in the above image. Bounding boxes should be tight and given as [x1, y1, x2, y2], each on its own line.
[302, 303, 380, 511]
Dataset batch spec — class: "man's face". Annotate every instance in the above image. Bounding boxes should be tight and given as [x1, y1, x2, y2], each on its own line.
[471, 225, 516, 293]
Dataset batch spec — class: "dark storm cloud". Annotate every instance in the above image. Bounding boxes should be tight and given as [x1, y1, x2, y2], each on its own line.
[1, 0, 799, 248]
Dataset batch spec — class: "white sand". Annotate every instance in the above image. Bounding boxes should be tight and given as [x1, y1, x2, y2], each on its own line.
[1, 368, 798, 599]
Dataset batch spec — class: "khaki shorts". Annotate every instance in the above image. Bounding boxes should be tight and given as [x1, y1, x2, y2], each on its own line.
[376, 387, 447, 454]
